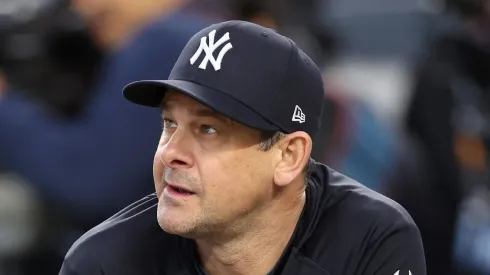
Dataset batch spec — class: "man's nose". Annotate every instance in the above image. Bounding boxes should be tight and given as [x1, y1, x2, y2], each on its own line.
[159, 130, 194, 170]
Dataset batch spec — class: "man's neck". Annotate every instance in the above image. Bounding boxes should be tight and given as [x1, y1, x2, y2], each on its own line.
[196, 191, 306, 275]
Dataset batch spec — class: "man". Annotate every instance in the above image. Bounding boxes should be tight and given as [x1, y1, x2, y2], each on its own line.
[60, 21, 426, 275]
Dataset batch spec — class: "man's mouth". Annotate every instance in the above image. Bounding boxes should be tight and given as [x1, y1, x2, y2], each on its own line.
[165, 184, 195, 197]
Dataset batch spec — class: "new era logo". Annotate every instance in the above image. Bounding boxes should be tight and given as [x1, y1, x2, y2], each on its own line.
[190, 29, 233, 71]
[394, 271, 412, 275]
[292, 105, 305, 124]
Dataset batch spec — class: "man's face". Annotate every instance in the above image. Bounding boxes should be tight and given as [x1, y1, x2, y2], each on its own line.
[153, 91, 276, 238]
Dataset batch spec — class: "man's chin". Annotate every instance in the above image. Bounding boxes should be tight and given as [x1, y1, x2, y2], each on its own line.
[157, 215, 194, 235]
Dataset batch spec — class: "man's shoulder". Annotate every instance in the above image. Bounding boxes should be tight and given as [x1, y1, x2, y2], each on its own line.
[328, 168, 416, 233]
[306, 164, 419, 246]
[311, 164, 415, 228]
[60, 194, 176, 274]
[302, 165, 423, 274]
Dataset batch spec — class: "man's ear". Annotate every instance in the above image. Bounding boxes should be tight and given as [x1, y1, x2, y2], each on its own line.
[273, 131, 312, 187]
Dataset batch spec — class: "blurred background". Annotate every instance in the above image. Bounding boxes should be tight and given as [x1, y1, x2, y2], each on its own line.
[0, 0, 489, 274]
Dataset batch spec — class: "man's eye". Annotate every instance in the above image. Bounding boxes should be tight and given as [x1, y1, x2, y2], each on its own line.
[162, 119, 177, 129]
[201, 125, 217, 134]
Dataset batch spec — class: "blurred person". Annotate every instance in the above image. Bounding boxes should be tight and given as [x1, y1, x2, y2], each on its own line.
[386, 0, 490, 273]
[0, 0, 213, 273]
[60, 21, 426, 275]
[0, 0, 208, 225]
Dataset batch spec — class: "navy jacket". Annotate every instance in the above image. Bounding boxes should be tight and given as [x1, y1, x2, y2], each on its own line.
[60, 163, 426, 275]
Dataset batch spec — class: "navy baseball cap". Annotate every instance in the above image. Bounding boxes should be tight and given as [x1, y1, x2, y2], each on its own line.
[123, 20, 324, 139]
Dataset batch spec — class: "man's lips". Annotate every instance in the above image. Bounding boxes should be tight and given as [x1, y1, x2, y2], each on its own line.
[165, 182, 195, 195]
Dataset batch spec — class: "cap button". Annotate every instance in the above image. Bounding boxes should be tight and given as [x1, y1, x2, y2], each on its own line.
[261, 31, 269, 37]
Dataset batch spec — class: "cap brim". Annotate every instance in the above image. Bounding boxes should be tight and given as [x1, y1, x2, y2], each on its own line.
[123, 79, 280, 132]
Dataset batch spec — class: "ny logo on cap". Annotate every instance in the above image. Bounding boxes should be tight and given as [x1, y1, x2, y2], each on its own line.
[190, 29, 233, 71]
[292, 105, 306, 124]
